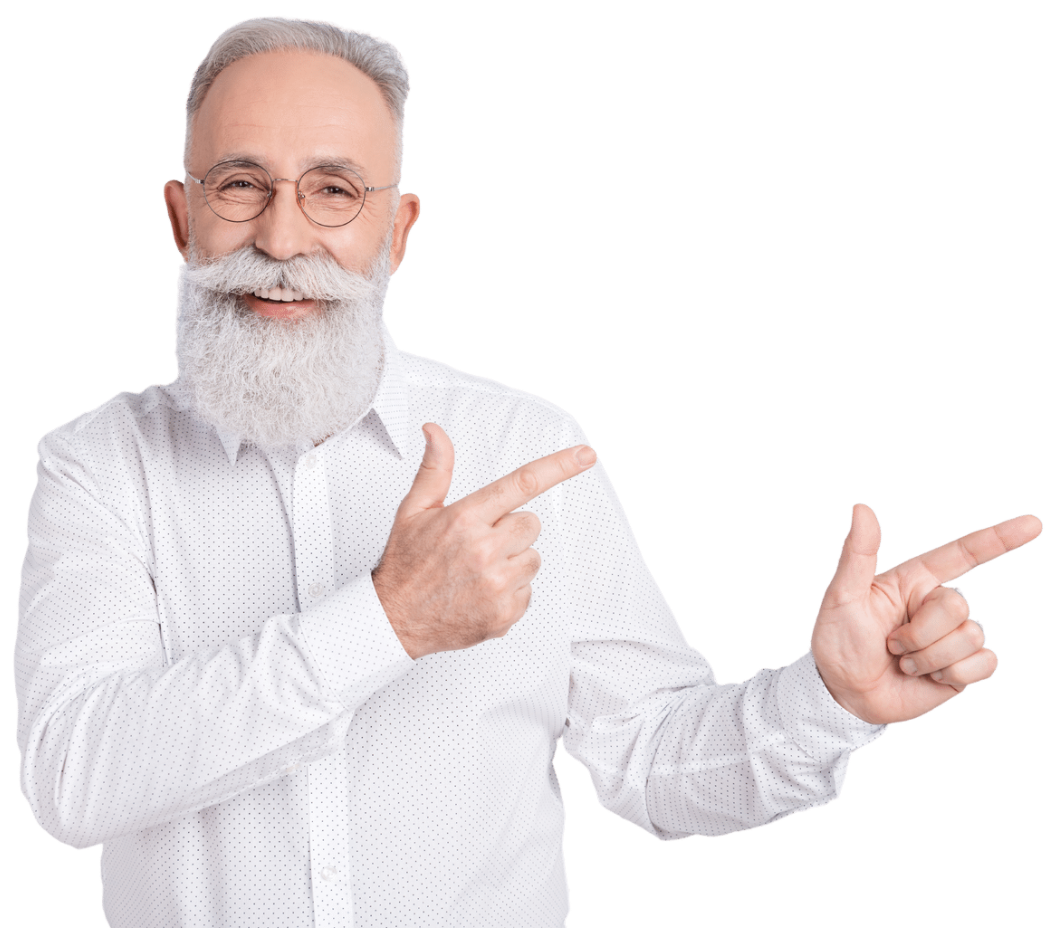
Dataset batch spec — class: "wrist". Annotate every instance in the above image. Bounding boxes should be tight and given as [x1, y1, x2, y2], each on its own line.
[372, 567, 428, 660]
[814, 665, 883, 724]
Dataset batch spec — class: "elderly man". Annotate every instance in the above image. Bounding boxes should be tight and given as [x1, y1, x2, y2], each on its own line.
[15, 17, 1040, 928]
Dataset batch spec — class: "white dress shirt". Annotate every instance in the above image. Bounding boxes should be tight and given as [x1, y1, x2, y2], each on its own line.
[17, 327, 883, 928]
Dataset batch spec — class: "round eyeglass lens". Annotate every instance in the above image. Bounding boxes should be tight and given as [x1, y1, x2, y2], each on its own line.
[201, 163, 370, 225]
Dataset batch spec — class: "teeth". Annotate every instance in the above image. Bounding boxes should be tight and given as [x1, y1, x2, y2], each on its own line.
[251, 287, 306, 302]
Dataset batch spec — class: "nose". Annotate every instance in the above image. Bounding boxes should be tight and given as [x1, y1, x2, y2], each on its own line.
[251, 178, 315, 261]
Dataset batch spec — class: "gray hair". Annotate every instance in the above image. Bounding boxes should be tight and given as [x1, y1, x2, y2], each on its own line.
[185, 17, 409, 175]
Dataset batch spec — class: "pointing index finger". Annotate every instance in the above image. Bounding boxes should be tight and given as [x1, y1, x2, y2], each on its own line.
[896, 514, 1042, 587]
[455, 445, 597, 524]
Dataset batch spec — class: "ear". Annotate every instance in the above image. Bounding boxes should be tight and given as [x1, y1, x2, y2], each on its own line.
[388, 193, 421, 275]
[164, 180, 190, 260]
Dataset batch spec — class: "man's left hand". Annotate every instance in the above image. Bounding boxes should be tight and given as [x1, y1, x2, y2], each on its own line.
[811, 504, 1042, 724]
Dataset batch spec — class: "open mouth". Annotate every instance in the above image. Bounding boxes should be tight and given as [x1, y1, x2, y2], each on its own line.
[250, 286, 308, 303]
[242, 289, 317, 319]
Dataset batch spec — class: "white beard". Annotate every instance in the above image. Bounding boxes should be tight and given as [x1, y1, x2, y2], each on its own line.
[177, 244, 390, 450]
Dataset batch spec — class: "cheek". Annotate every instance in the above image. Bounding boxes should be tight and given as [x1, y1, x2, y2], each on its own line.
[326, 226, 389, 274]
[189, 212, 254, 257]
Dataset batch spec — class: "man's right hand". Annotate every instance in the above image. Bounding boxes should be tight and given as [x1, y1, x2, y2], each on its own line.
[372, 423, 597, 659]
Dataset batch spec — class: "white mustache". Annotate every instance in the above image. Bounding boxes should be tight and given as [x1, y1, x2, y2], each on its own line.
[183, 246, 382, 304]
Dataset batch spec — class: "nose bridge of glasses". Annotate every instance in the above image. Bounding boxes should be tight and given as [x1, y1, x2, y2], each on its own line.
[264, 177, 313, 233]
[269, 177, 305, 201]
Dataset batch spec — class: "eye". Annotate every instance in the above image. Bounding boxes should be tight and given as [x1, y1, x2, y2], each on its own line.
[301, 168, 365, 202]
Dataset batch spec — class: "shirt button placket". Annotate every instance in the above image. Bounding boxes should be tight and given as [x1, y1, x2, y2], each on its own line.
[292, 448, 350, 926]
[291, 449, 335, 608]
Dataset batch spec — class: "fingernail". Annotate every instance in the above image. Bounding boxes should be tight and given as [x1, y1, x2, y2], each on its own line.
[576, 446, 596, 467]
[422, 425, 432, 444]
[888, 639, 905, 655]
[901, 657, 918, 675]
[931, 670, 944, 682]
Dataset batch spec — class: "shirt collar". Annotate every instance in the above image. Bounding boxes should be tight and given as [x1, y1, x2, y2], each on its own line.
[211, 323, 409, 466]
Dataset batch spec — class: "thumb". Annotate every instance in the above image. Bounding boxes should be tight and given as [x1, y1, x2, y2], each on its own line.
[822, 503, 881, 608]
[401, 423, 455, 512]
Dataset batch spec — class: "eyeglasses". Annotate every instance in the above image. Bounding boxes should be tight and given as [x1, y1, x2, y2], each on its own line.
[187, 161, 398, 227]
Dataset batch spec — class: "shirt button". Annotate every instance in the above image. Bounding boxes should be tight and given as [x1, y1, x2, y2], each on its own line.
[309, 582, 322, 597]
[320, 866, 338, 883]
[305, 453, 318, 468]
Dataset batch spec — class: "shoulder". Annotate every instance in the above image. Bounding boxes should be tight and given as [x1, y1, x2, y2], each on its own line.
[36, 383, 191, 472]
[399, 350, 587, 451]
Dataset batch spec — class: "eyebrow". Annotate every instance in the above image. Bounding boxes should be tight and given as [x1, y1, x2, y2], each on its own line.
[215, 153, 370, 176]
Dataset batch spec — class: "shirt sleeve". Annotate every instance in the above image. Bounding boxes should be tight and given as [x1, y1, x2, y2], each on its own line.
[559, 439, 884, 840]
[15, 433, 414, 850]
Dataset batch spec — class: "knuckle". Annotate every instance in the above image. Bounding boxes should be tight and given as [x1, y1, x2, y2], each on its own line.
[947, 589, 970, 621]
[510, 585, 531, 613]
[448, 508, 476, 533]
[500, 512, 530, 539]
[965, 620, 985, 650]
[514, 468, 541, 498]
[477, 536, 502, 565]
[512, 588, 532, 619]
[483, 571, 506, 597]
[526, 549, 542, 576]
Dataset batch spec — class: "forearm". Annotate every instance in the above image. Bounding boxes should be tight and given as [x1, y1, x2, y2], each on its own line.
[566, 649, 883, 840]
[18, 576, 413, 848]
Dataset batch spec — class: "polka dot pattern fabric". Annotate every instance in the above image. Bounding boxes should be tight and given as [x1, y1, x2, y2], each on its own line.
[16, 327, 883, 927]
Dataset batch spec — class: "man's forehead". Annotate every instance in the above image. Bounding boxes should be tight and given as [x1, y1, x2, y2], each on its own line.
[205, 48, 386, 109]
[191, 49, 395, 168]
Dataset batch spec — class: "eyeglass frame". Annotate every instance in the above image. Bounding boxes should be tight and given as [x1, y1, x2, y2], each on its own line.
[186, 160, 399, 227]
